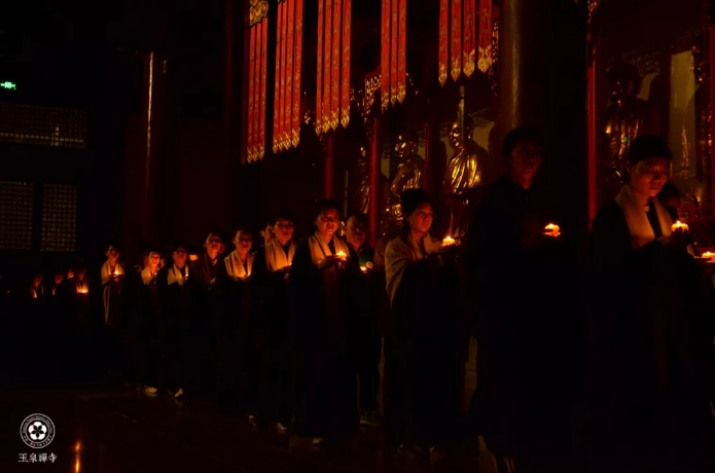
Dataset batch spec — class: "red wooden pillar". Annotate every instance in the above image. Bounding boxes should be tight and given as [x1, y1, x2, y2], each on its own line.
[587, 35, 598, 227]
[325, 133, 335, 198]
[709, 17, 715, 213]
[422, 119, 432, 193]
[369, 117, 380, 247]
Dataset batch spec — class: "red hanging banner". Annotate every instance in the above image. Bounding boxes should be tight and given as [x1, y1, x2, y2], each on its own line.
[463, 0, 476, 77]
[397, 0, 407, 103]
[248, 25, 257, 162]
[322, 0, 333, 134]
[316, 0, 324, 134]
[390, 0, 398, 105]
[380, 0, 390, 111]
[273, 2, 284, 152]
[438, 0, 449, 86]
[258, 20, 268, 159]
[284, 0, 295, 149]
[341, 0, 351, 128]
[292, 0, 303, 147]
[247, 1, 269, 162]
[331, 0, 341, 131]
[450, 0, 462, 82]
[280, 1, 289, 149]
[477, 0, 493, 73]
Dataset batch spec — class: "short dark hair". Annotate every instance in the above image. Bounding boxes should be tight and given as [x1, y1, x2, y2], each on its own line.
[314, 198, 341, 218]
[502, 127, 542, 157]
[400, 188, 432, 218]
[625, 135, 672, 165]
[346, 212, 368, 225]
[274, 209, 295, 225]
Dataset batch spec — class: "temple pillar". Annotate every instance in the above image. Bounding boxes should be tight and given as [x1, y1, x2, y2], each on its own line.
[497, 0, 589, 239]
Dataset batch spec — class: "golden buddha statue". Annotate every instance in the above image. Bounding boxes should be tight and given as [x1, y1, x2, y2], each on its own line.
[381, 134, 425, 236]
[603, 62, 649, 190]
[443, 88, 487, 239]
[357, 146, 370, 215]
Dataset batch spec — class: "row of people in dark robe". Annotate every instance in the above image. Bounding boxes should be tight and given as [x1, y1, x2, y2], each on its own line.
[8, 127, 713, 472]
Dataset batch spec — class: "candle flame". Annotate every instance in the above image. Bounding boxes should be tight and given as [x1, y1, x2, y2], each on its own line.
[442, 236, 456, 246]
[544, 223, 561, 237]
[702, 251, 715, 259]
[671, 220, 689, 232]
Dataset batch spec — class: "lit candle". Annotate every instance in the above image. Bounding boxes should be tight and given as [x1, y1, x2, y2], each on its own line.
[360, 266, 368, 273]
[702, 251, 715, 260]
[336, 251, 347, 260]
[544, 223, 561, 237]
[671, 220, 689, 232]
[442, 236, 456, 247]
[189, 254, 199, 262]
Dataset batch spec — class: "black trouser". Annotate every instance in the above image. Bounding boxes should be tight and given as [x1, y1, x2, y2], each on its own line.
[161, 317, 185, 392]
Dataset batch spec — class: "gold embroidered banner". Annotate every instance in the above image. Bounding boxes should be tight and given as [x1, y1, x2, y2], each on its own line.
[380, 0, 407, 111]
[248, 0, 268, 162]
[273, 0, 303, 153]
[315, 0, 352, 134]
[438, 0, 484, 86]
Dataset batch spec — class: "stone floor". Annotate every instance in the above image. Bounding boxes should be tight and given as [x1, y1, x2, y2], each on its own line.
[0, 379, 487, 473]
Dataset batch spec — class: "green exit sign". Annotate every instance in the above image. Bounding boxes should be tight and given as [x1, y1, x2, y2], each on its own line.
[0, 81, 17, 90]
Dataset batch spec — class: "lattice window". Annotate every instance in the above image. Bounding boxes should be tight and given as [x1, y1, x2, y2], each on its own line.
[0, 103, 87, 149]
[40, 184, 78, 252]
[0, 181, 34, 251]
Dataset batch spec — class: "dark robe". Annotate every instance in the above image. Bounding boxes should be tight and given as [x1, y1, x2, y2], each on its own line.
[465, 175, 582, 459]
[587, 199, 715, 472]
[157, 263, 193, 393]
[188, 253, 228, 396]
[290, 234, 360, 440]
[251, 240, 297, 425]
[384, 232, 461, 449]
[348, 243, 382, 414]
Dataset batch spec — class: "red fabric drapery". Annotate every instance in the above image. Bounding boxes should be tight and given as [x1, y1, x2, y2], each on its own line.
[248, 1, 268, 161]
[273, 0, 303, 152]
[380, 0, 407, 110]
[438, 0, 494, 86]
[315, 0, 352, 134]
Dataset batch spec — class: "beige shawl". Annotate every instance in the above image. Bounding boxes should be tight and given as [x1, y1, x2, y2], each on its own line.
[224, 250, 254, 281]
[265, 239, 297, 272]
[615, 185, 672, 250]
[307, 232, 351, 266]
[101, 261, 124, 325]
[141, 266, 159, 286]
[167, 264, 189, 286]
[385, 232, 442, 308]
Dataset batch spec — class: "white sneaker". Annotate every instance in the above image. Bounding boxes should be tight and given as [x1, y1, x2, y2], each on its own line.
[276, 422, 289, 433]
[144, 386, 158, 395]
[312, 437, 324, 446]
[248, 414, 258, 428]
[174, 388, 184, 398]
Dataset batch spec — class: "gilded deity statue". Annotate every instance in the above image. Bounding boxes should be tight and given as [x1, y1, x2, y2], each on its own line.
[357, 146, 370, 215]
[693, 40, 711, 190]
[381, 134, 425, 236]
[603, 62, 650, 191]
[443, 116, 487, 239]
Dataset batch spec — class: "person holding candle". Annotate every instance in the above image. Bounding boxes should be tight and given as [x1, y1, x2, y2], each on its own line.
[384, 188, 461, 465]
[464, 127, 581, 470]
[188, 232, 228, 399]
[221, 229, 256, 417]
[289, 199, 360, 448]
[133, 247, 163, 395]
[252, 211, 299, 432]
[98, 244, 127, 383]
[157, 243, 193, 399]
[344, 213, 382, 427]
[587, 135, 715, 472]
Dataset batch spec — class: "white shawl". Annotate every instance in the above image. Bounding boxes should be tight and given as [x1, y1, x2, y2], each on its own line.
[615, 185, 672, 250]
[307, 232, 351, 266]
[385, 232, 442, 307]
[101, 261, 124, 325]
[141, 266, 159, 286]
[167, 264, 189, 286]
[225, 250, 254, 281]
[265, 239, 297, 272]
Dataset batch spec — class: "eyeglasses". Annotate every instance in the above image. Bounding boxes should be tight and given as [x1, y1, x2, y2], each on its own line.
[414, 212, 433, 220]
